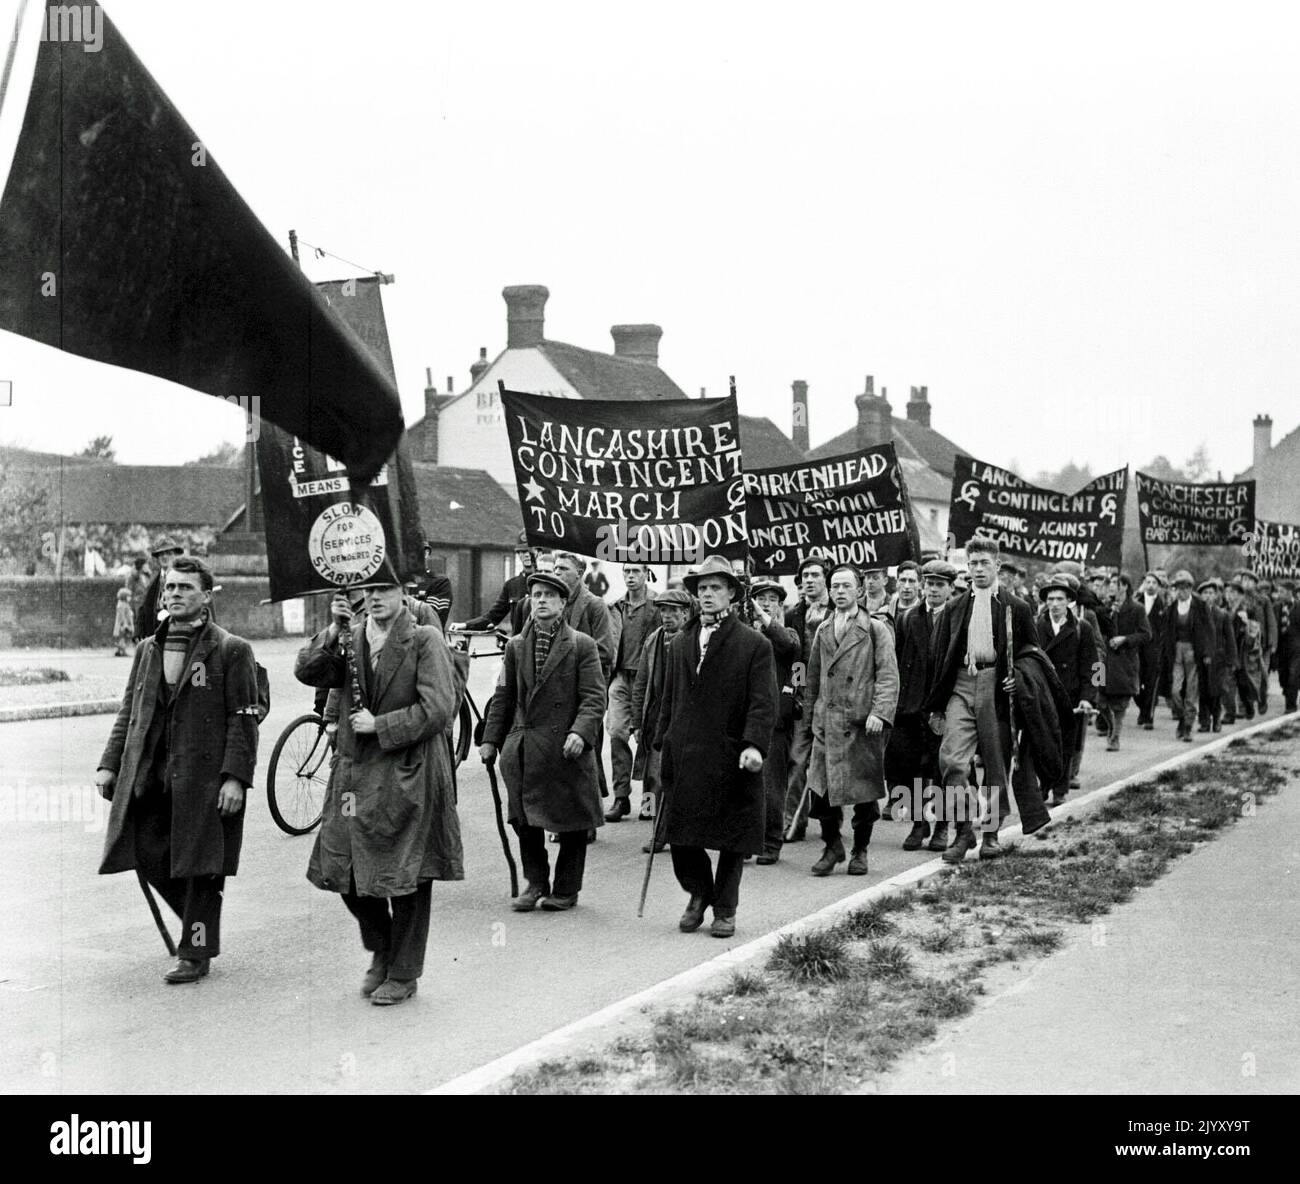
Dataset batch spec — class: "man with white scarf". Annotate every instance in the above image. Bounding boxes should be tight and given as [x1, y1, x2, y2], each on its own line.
[923, 536, 1046, 863]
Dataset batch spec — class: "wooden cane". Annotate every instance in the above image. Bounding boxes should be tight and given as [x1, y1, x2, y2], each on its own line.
[636, 789, 668, 918]
[135, 870, 177, 956]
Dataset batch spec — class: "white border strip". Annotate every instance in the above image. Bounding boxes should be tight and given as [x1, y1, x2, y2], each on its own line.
[428, 711, 1298, 1095]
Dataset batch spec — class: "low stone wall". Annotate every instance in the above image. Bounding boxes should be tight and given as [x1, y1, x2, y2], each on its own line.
[0, 576, 297, 648]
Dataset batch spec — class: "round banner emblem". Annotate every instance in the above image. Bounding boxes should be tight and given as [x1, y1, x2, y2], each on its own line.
[307, 502, 386, 584]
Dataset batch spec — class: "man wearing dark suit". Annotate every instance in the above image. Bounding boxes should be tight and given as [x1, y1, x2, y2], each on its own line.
[1197, 579, 1237, 733]
[924, 537, 1047, 863]
[1163, 570, 1215, 741]
[1136, 571, 1169, 728]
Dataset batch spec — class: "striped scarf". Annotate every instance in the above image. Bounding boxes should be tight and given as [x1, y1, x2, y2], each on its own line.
[162, 612, 205, 687]
[534, 620, 559, 677]
[697, 607, 731, 672]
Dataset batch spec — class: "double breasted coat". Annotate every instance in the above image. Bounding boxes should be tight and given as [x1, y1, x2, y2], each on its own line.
[654, 614, 776, 855]
[803, 612, 900, 807]
[295, 608, 464, 897]
[98, 619, 259, 878]
[481, 620, 606, 833]
[1036, 611, 1100, 706]
[1099, 595, 1152, 699]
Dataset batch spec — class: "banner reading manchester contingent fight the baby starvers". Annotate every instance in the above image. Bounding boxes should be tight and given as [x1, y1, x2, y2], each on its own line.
[948, 456, 1128, 564]
[744, 445, 920, 575]
[1136, 473, 1256, 547]
[499, 388, 746, 563]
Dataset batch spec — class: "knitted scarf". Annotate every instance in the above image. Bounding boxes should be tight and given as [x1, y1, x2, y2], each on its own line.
[966, 586, 997, 672]
[162, 612, 206, 687]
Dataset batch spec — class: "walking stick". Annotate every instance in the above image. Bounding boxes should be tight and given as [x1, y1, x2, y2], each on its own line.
[484, 757, 519, 898]
[784, 784, 810, 842]
[636, 797, 668, 919]
[135, 870, 177, 956]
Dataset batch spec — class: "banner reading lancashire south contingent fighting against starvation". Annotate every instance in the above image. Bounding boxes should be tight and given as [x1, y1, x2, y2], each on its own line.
[947, 456, 1128, 564]
[1135, 472, 1256, 547]
[744, 445, 920, 575]
[498, 388, 747, 563]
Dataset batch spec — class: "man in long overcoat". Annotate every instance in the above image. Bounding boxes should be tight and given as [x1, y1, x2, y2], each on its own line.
[295, 579, 464, 1006]
[1037, 577, 1100, 798]
[96, 556, 259, 984]
[480, 571, 606, 912]
[654, 555, 776, 939]
[1135, 571, 1169, 729]
[783, 555, 833, 840]
[1162, 570, 1214, 741]
[1197, 579, 1237, 733]
[804, 563, 899, 876]
[749, 579, 801, 865]
[1096, 573, 1150, 751]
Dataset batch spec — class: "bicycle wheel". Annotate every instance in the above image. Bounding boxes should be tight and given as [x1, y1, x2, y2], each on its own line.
[267, 713, 331, 835]
[452, 697, 474, 767]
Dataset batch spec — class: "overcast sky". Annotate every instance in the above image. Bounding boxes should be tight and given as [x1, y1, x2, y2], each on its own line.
[2, 0, 1296, 480]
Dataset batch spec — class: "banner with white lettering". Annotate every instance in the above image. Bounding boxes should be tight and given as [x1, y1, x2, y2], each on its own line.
[1248, 519, 1300, 581]
[744, 445, 920, 575]
[1135, 473, 1256, 547]
[499, 387, 747, 563]
[948, 457, 1128, 565]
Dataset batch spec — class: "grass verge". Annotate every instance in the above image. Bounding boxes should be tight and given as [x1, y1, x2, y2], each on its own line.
[504, 720, 1299, 1094]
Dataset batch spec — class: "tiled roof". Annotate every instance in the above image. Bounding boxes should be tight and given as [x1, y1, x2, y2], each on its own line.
[738, 415, 808, 468]
[0, 443, 107, 467]
[805, 416, 969, 478]
[537, 340, 689, 401]
[411, 464, 522, 549]
[22, 465, 245, 525]
[1236, 419, 1300, 480]
[898, 456, 953, 503]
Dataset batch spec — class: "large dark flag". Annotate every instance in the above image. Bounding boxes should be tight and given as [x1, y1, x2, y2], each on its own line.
[499, 387, 747, 563]
[0, 1, 402, 483]
[1248, 520, 1300, 581]
[949, 456, 1128, 565]
[256, 277, 422, 601]
[1135, 473, 1255, 547]
[744, 445, 919, 575]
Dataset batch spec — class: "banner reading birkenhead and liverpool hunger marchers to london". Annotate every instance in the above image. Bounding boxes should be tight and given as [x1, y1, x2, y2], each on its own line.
[1136, 472, 1256, 547]
[499, 388, 747, 562]
[948, 456, 1128, 565]
[744, 445, 920, 576]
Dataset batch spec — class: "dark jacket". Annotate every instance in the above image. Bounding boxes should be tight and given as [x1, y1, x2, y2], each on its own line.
[1098, 595, 1151, 699]
[630, 625, 673, 779]
[1013, 646, 1071, 790]
[295, 608, 464, 896]
[411, 573, 453, 627]
[755, 613, 801, 733]
[465, 571, 530, 631]
[99, 619, 259, 877]
[894, 599, 941, 717]
[1162, 595, 1215, 666]
[1206, 604, 1238, 686]
[654, 613, 776, 854]
[482, 620, 606, 833]
[1037, 611, 1100, 706]
[924, 587, 1038, 719]
[564, 582, 618, 678]
[611, 591, 659, 677]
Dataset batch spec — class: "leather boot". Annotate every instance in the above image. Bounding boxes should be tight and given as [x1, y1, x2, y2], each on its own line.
[979, 830, 1003, 859]
[926, 821, 950, 851]
[847, 846, 870, 875]
[679, 895, 709, 932]
[902, 821, 930, 851]
[941, 823, 977, 864]
[811, 839, 846, 876]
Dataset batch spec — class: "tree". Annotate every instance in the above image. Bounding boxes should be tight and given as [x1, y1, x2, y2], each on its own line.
[0, 465, 53, 566]
[1183, 443, 1214, 482]
[1140, 455, 1187, 481]
[1030, 460, 1095, 493]
[185, 440, 244, 467]
[77, 435, 116, 461]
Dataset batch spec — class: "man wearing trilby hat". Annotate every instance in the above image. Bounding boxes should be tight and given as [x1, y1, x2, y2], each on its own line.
[653, 555, 776, 939]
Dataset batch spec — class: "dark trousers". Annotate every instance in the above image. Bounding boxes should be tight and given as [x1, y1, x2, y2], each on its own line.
[1198, 677, 1222, 729]
[516, 823, 588, 897]
[762, 727, 792, 852]
[671, 846, 744, 915]
[1137, 642, 1162, 724]
[341, 877, 432, 981]
[818, 799, 879, 851]
[132, 788, 225, 960]
[783, 724, 812, 832]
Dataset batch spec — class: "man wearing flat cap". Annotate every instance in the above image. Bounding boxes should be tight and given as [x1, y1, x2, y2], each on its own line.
[1235, 569, 1277, 713]
[1163, 570, 1214, 741]
[653, 555, 776, 938]
[481, 571, 606, 912]
[1196, 579, 1236, 733]
[1136, 571, 1169, 729]
[748, 578, 801, 864]
[133, 535, 186, 642]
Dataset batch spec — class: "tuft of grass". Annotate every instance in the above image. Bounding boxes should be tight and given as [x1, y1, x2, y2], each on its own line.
[837, 900, 901, 940]
[770, 930, 853, 983]
[725, 970, 769, 997]
[918, 927, 963, 954]
[866, 939, 914, 979]
[1013, 928, 1064, 955]
[915, 976, 977, 1019]
[0, 665, 70, 686]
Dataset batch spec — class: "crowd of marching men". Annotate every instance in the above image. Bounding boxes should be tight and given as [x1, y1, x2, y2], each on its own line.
[92, 533, 1300, 1004]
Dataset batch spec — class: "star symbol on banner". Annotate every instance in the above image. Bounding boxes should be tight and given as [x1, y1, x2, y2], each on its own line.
[523, 476, 546, 503]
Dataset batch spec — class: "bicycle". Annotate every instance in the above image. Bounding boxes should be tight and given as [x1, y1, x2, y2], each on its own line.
[446, 627, 508, 764]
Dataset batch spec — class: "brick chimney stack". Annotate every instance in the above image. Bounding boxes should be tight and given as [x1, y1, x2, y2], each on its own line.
[503, 285, 548, 348]
[470, 347, 490, 384]
[422, 367, 440, 463]
[907, 384, 932, 428]
[610, 324, 662, 365]
[1253, 413, 1273, 471]
[791, 380, 810, 452]
[855, 375, 893, 449]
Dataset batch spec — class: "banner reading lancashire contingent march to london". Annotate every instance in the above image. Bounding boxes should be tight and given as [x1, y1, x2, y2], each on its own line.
[1248, 520, 1300, 581]
[744, 445, 920, 575]
[948, 456, 1128, 564]
[499, 387, 746, 563]
[1135, 473, 1256, 547]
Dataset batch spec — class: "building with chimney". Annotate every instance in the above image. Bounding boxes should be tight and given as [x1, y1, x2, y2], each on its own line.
[1235, 412, 1300, 524]
[410, 284, 805, 489]
[794, 377, 965, 552]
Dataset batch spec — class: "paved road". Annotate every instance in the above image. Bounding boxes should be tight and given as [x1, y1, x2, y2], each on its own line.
[0, 637, 1279, 1093]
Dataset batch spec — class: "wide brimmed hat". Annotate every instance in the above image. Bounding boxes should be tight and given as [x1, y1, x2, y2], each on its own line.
[1038, 576, 1074, 601]
[921, 559, 957, 584]
[683, 555, 744, 596]
[150, 535, 183, 557]
[749, 579, 788, 602]
[655, 589, 693, 608]
[526, 571, 569, 597]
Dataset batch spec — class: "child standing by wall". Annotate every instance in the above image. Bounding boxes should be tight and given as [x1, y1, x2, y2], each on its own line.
[113, 587, 134, 656]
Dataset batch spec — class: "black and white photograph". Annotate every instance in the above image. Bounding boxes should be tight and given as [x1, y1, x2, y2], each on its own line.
[0, 0, 1294, 1149]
